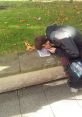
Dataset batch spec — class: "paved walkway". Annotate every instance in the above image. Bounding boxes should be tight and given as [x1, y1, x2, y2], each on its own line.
[0, 81, 82, 117]
[0, 51, 82, 117]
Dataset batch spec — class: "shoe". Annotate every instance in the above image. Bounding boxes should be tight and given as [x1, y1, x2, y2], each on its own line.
[70, 87, 78, 93]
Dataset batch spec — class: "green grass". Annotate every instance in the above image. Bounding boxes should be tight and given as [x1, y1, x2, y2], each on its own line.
[0, 1, 82, 54]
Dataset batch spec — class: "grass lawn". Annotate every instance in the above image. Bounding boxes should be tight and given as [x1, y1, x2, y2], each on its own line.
[0, 1, 82, 54]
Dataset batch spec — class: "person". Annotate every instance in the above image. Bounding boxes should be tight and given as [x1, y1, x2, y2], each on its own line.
[46, 24, 82, 58]
[35, 24, 82, 93]
[35, 35, 63, 56]
[46, 24, 82, 93]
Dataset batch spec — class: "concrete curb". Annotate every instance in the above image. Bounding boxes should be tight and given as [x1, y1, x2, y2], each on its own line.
[0, 66, 66, 93]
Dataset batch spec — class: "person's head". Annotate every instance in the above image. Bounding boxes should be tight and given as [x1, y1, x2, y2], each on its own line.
[35, 35, 52, 50]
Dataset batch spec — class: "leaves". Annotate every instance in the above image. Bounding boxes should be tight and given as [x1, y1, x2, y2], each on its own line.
[33, 16, 42, 21]
[24, 41, 35, 52]
[19, 19, 27, 23]
[55, 11, 68, 25]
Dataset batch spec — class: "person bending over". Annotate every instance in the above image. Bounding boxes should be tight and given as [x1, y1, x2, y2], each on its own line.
[35, 24, 82, 93]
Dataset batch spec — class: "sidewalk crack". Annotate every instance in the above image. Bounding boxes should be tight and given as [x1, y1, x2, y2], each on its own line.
[17, 53, 21, 73]
[17, 90, 22, 117]
[42, 85, 56, 117]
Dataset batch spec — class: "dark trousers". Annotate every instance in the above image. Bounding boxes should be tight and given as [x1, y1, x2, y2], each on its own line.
[60, 56, 82, 88]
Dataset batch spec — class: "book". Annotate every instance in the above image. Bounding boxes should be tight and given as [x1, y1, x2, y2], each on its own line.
[37, 48, 51, 57]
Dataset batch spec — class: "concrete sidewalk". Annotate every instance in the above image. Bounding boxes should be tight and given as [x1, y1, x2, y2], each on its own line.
[0, 51, 66, 93]
[0, 81, 82, 117]
[0, 51, 60, 78]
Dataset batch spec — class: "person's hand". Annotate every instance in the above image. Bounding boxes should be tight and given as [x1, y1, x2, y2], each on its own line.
[47, 47, 56, 53]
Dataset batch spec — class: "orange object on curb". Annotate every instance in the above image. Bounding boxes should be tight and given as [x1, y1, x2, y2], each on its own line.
[24, 41, 35, 52]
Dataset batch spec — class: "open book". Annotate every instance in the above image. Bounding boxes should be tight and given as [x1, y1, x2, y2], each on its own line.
[37, 48, 51, 57]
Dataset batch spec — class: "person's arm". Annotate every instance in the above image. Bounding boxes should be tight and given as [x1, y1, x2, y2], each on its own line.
[47, 47, 65, 57]
[60, 37, 79, 58]
[47, 47, 56, 53]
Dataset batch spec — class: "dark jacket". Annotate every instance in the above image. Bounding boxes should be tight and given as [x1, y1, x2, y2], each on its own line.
[46, 24, 82, 59]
